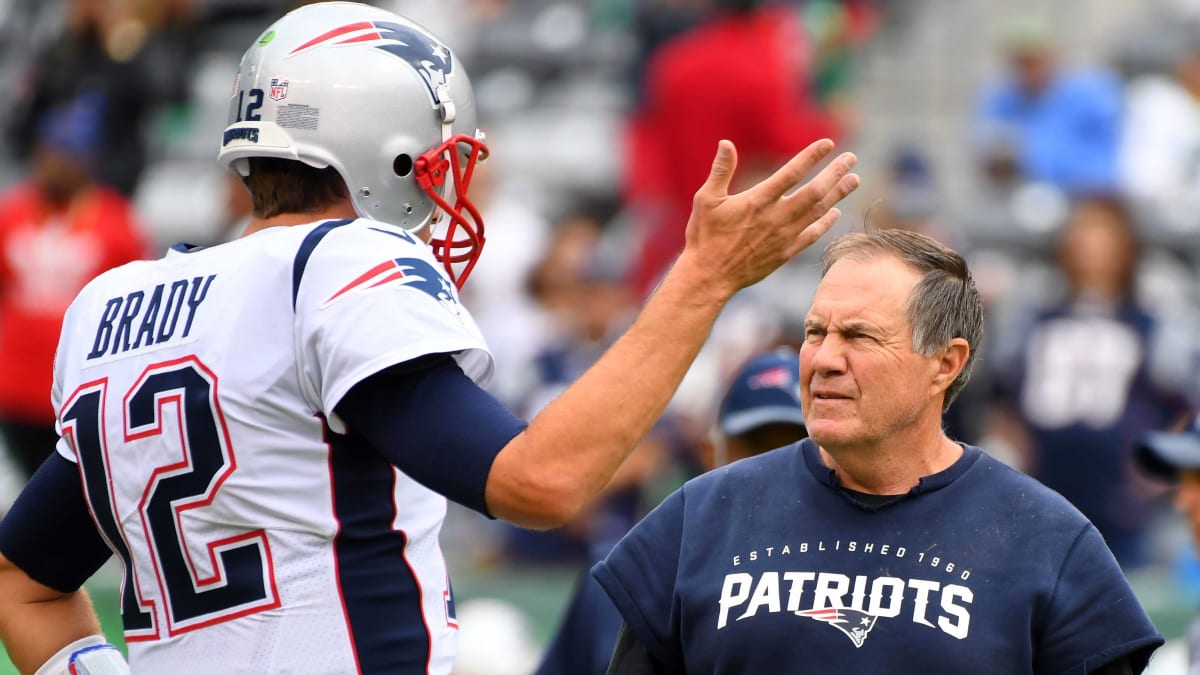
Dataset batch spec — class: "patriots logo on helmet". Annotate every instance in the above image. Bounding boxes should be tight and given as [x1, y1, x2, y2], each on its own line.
[325, 257, 456, 310]
[288, 20, 453, 106]
[797, 607, 879, 648]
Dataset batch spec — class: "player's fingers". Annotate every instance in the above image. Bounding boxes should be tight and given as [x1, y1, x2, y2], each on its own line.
[752, 139, 836, 202]
[696, 140, 739, 199]
[784, 207, 842, 259]
[791, 172, 860, 222]
[783, 151, 858, 213]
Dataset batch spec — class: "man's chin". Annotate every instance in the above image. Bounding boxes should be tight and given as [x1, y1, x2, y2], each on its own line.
[806, 421, 852, 448]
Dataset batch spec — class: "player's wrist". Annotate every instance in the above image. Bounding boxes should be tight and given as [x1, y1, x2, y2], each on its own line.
[34, 635, 129, 675]
[661, 251, 739, 307]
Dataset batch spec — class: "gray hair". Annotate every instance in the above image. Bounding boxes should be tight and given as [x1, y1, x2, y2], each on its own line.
[820, 229, 984, 411]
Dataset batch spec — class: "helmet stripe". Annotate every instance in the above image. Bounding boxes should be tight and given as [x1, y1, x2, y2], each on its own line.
[336, 32, 385, 46]
[290, 21, 376, 54]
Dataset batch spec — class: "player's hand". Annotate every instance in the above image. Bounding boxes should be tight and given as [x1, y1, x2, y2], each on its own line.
[675, 138, 859, 299]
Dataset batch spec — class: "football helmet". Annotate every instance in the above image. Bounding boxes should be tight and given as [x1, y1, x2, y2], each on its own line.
[218, 2, 489, 288]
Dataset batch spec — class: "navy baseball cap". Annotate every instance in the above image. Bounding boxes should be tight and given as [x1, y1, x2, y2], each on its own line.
[37, 93, 103, 158]
[1136, 413, 1200, 482]
[718, 349, 806, 437]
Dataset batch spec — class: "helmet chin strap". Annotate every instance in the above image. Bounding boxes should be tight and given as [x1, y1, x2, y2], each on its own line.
[428, 85, 458, 230]
[437, 84, 456, 135]
[411, 85, 457, 239]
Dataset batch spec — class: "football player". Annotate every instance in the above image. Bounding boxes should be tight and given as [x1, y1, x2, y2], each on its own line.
[0, 3, 858, 674]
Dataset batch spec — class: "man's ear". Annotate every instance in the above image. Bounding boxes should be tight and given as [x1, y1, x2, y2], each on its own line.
[930, 337, 969, 398]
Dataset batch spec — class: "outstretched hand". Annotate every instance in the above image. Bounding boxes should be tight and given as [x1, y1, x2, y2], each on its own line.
[675, 138, 859, 299]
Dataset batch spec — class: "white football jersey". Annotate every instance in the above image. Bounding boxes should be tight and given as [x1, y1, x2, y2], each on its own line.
[51, 218, 494, 674]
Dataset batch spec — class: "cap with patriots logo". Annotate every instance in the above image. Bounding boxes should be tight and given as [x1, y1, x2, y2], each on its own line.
[718, 348, 805, 437]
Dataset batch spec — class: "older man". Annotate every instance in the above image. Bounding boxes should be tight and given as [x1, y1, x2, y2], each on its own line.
[594, 229, 1161, 674]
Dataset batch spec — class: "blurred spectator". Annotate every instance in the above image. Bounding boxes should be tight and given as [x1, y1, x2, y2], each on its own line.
[625, 0, 708, 99]
[457, 171, 556, 407]
[1135, 413, 1200, 674]
[6, 0, 186, 196]
[989, 196, 1193, 568]
[535, 348, 807, 675]
[1119, 29, 1200, 245]
[803, 0, 879, 131]
[526, 205, 608, 325]
[506, 216, 644, 563]
[625, 0, 842, 298]
[871, 147, 959, 247]
[971, 13, 1123, 196]
[0, 98, 148, 479]
[709, 347, 809, 466]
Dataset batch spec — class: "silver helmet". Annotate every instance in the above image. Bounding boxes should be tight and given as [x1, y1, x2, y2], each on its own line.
[218, 1, 489, 287]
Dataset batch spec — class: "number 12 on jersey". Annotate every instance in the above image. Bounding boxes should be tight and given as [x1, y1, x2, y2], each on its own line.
[60, 355, 280, 640]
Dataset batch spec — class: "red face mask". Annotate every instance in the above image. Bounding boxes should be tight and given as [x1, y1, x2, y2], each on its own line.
[415, 134, 489, 289]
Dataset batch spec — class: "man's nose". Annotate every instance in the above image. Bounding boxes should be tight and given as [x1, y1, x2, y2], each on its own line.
[809, 335, 848, 376]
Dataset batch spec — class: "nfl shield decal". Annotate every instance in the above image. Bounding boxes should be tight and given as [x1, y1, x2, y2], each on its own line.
[269, 78, 289, 101]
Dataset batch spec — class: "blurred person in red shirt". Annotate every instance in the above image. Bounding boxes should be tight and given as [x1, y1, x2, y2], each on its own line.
[0, 96, 148, 479]
[626, 0, 843, 298]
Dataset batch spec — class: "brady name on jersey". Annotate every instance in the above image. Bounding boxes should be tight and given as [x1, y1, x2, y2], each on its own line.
[86, 273, 216, 360]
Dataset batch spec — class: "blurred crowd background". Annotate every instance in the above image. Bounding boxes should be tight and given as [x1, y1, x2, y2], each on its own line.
[1, 0, 1200, 672]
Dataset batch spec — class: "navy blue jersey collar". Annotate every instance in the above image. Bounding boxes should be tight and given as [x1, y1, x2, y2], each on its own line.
[801, 438, 981, 510]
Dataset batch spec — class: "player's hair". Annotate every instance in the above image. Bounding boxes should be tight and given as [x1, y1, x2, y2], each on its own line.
[820, 229, 984, 411]
[242, 157, 349, 219]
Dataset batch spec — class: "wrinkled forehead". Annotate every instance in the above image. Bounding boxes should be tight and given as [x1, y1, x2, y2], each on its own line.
[808, 254, 921, 324]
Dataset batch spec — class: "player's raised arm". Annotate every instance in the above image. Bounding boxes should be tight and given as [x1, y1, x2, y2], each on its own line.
[4, 4, 853, 672]
[485, 139, 858, 528]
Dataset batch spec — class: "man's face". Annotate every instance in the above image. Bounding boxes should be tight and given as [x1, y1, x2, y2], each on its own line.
[1175, 470, 1200, 550]
[799, 254, 938, 451]
[32, 146, 90, 204]
[1012, 47, 1054, 95]
[1058, 202, 1134, 297]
